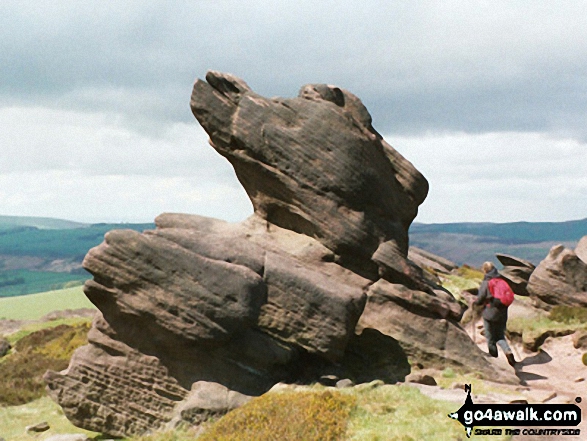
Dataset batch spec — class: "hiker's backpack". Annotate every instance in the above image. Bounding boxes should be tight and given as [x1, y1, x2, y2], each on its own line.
[488, 277, 515, 307]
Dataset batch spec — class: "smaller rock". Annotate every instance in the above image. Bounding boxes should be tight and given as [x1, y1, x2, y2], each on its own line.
[575, 235, 587, 264]
[0, 338, 10, 357]
[355, 380, 385, 391]
[336, 379, 355, 389]
[318, 374, 339, 387]
[496, 254, 535, 269]
[509, 399, 528, 404]
[171, 381, 252, 427]
[25, 422, 50, 433]
[526, 390, 557, 403]
[572, 330, 587, 349]
[405, 373, 437, 386]
[450, 382, 467, 390]
[575, 377, 585, 383]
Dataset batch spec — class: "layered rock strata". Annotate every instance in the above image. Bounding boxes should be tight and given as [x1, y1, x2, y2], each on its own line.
[45, 72, 514, 436]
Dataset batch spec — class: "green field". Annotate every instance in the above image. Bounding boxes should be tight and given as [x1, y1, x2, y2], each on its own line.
[0, 269, 88, 298]
[0, 285, 95, 320]
[0, 223, 154, 259]
[0, 217, 153, 296]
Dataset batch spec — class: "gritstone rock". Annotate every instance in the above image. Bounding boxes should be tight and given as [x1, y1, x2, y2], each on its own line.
[496, 253, 535, 291]
[576, 235, 587, 264]
[496, 253, 536, 296]
[45, 71, 515, 437]
[408, 246, 458, 275]
[527, 244, 587, 309]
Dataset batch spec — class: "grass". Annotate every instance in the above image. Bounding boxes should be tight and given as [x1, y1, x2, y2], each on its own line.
[507, 306, 587, 351]
[133, 383, 509, 441]
[0, 396, 99, 441]
[0, 285, 95, 320]
[439, 265, 483, 303]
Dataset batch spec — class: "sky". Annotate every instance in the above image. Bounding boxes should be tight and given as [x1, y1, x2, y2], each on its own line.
[1, 1, 586, 224]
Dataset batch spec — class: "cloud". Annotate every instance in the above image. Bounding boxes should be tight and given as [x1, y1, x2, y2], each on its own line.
[3, 1, 587, 137]
[1, 1, 586, 223]
[0, 169, 252, 224]
[391, 132, 587, 222]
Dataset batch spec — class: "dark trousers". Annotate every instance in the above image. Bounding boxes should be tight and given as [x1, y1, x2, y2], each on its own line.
[483, 317, 512, 357]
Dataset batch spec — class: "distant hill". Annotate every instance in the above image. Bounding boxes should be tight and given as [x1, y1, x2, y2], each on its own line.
[410, 218, 587, 267]
[1, 215, 586, 297]
[0, 217, 154, 298]
[0, 215, 88, 231]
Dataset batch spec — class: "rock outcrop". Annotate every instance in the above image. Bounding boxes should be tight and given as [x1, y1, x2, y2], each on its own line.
[409, 246, 458, 275]
[527, 240, 587, 309]
[45, 71, 514, 437]
[576, 236, 587, 264]
[496, 253, 535, 296]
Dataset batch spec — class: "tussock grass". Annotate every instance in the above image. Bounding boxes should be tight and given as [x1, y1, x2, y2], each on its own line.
[548, 305, 587, 324]
[198, 388, 356, 441]
[191, 383, 512, 441]
[0, 285, 95, 320]
[0, 322, 90, 405]
[439, 265, 484, 303]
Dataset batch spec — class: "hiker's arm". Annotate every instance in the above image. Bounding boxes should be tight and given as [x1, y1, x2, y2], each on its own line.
[474, 281, 489, 306]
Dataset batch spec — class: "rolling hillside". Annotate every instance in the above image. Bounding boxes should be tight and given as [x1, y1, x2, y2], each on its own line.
[410, 218, 587, 266]
[0, 215, 585, 296]
[0, 216, 154, 297]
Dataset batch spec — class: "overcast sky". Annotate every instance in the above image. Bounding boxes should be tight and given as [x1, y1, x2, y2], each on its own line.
[1, 1, 586, 224]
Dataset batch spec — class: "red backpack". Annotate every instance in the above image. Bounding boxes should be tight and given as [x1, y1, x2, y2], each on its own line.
[488, 278, 515, 307]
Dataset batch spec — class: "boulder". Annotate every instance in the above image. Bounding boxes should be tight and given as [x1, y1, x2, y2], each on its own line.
[408, 246, 458, 275]
[496, 253, 535, 296]
[45, 72, 513, 437]
[496, 253, 535, 269]
[576, 235, 587, 264]
[527, 245, 587, 308]
[25, 422, 49, 433]
[356, 280, 515, 383]
[168, 381, 252, 427]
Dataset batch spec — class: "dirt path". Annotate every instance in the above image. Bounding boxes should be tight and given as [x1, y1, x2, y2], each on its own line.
[466, 302, 586, 440]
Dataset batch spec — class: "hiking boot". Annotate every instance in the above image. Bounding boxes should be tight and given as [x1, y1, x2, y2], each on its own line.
[506, 353, 516, 367]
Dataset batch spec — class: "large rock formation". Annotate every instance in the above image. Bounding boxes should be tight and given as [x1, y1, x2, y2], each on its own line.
[527, 239, 587, 309]
[45, 71, 514, 437]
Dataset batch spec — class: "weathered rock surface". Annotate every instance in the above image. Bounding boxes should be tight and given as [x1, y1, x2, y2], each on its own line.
[408, 246, 458, 275]
[45, 71, 514, 437]
[496, 254, 535, 269]
[190, 71, 428, 275]
[496, 253, 536, 296]
[168, 381, 252, 428]
[527, 244, 587, 308]
[576, 235, 587, 264]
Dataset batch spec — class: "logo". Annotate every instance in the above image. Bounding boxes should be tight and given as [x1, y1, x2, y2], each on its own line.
[448, 385, 582, 438]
